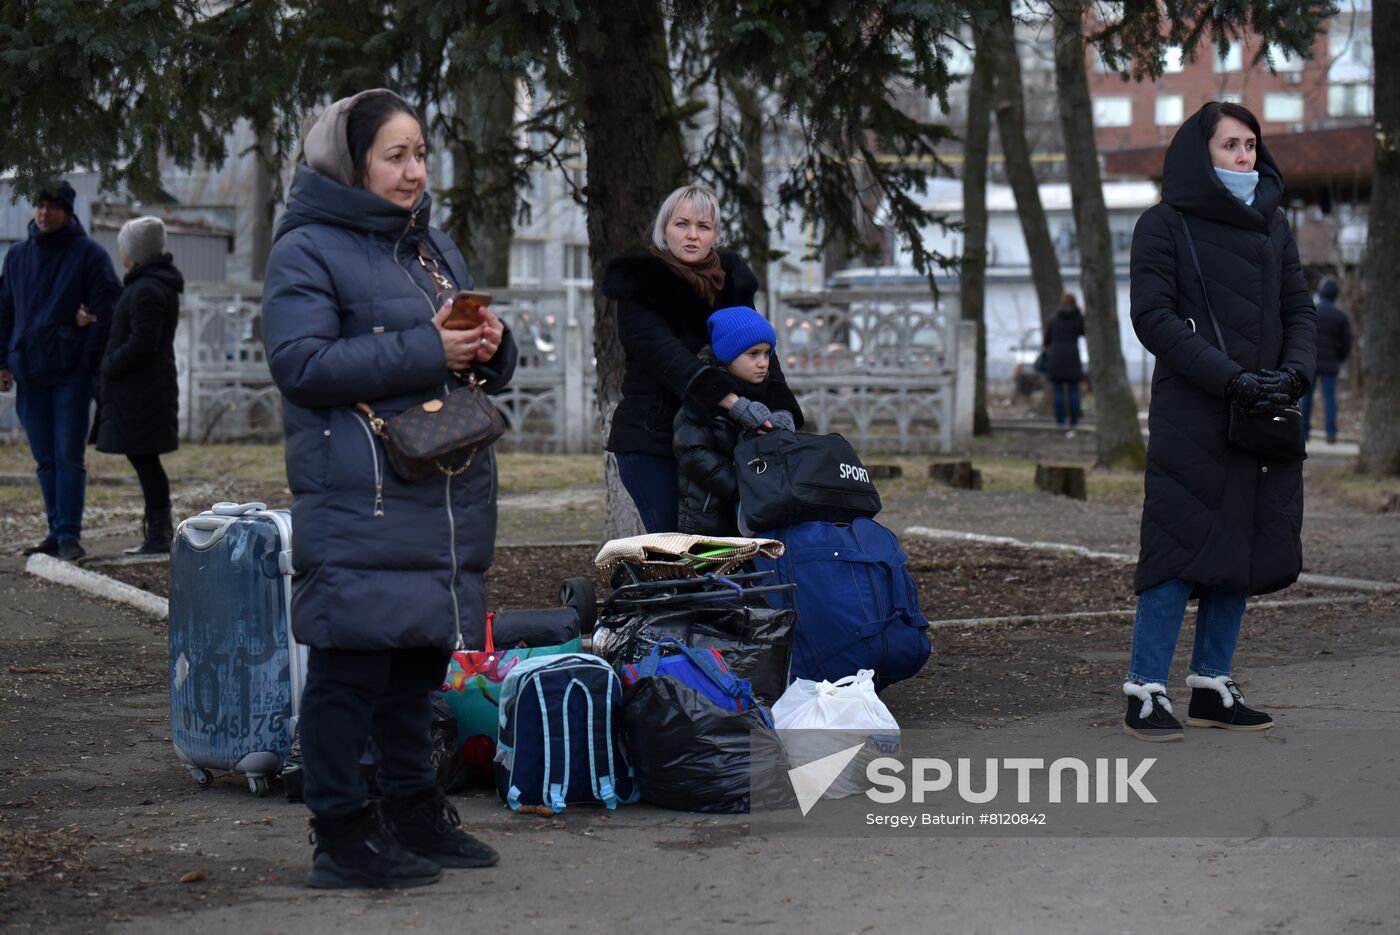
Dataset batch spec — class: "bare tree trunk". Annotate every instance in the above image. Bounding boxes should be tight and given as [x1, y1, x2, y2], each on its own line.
[961, 34, 995, 437]
[445, 68, 516, 288]
[1051, 0, 1145, 469]
[988, 0, 1062, 331]
[1360, 0, 1400, 475]
[249, 130, 274, 282]
[728, 76, 770, 302]
[574, 0, 689, 537]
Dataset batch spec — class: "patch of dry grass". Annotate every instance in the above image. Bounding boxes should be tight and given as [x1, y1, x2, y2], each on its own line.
[1310, 465, 1400, 512]
[864, 454, 1144, 502]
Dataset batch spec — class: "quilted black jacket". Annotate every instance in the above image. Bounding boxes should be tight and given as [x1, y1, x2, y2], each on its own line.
[672, 349, 804, 536]
[1129, 106, 1316, 595]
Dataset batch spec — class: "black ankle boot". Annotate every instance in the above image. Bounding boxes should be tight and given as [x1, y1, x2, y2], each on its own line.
[124, 503, 173, 555]
[384, 787, 499, 868]
[1122, 681, 1183, 742]
[1185, 675, 1274, 731]
[306, 802, 443, 889]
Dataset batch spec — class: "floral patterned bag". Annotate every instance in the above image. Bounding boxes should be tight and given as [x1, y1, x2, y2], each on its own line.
[438, 611, 583, 784]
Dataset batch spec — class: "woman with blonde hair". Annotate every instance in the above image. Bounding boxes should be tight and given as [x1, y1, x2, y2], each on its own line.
[601, 184, 795, 532]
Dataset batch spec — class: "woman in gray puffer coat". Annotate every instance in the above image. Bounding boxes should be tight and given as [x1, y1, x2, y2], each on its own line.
[263, 89, 513, 890]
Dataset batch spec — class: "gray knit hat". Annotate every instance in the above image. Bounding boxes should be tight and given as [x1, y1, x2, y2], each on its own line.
[118, 216, 167, 265]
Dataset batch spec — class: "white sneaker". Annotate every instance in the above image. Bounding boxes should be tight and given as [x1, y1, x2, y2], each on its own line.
[1064, 429, 1076, 438]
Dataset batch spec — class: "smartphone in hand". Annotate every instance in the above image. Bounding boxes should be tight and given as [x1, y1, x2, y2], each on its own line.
[446, 290, 492, 330]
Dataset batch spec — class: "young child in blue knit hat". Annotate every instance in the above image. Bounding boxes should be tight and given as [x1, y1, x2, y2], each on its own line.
[672, 306, 804, 536]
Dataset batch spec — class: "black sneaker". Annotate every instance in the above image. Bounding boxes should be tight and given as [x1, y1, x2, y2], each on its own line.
[1123, 682, 1183, 742]
[384, 787, 499, 868]
[23, 536, 58, 556]
[55, 539, 86, 562]
[306, 803, 443, 890]
[1185, 675, 1274, 731]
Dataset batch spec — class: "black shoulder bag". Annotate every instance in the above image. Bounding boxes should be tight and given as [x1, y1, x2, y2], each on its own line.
[1176, 212, 1306, 462]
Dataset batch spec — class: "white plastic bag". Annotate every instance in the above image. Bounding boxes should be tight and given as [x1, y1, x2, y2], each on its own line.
[773, 670, 900, 801]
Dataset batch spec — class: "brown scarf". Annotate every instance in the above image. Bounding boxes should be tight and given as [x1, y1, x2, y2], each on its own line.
[649, 245, 726, 307]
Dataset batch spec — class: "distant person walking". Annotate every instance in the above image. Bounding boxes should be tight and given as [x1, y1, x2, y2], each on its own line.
[92, 217, 182, 554]
[1043, 292, 1085, 436]
[1124, 102, 1316, 741]
[0, 181, 121, 561]
[1301, 277, 1351, 444]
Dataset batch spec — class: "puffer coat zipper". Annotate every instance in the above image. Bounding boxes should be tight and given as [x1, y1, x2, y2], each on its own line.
[392, 211, 464, 646]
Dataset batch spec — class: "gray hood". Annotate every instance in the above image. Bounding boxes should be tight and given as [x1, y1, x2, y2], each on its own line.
[300, 87, 412, 188]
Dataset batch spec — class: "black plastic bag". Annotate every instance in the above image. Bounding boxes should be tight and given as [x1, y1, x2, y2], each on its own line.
[622, 675, 793, 814]
[594, 603, 794, 703]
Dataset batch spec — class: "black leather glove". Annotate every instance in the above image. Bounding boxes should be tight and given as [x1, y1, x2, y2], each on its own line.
[1255, 368, 1303, 401]
[1225, 371, 1266, 406]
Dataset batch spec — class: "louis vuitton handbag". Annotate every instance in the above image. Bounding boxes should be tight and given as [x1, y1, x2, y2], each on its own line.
[357, 373, 506, 482]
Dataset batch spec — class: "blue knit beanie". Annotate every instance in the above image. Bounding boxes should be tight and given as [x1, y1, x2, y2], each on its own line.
[708, 306, 777, 364]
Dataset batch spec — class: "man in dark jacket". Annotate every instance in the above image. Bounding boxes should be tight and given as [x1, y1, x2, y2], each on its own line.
[1300, 277, 1351, 444]
[0, 181, 121, 561]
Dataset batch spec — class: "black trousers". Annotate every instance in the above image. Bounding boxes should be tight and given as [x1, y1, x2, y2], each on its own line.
[125, 453, 169, 513]
[300, 646, 452, 820]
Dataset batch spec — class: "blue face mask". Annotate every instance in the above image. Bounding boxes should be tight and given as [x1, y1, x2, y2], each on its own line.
[1214, 166, 1259, 206]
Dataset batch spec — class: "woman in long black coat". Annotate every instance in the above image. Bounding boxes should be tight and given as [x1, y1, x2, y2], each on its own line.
[602, 183, 795, 532]
[94, 216, 182, 554]
[1042, 292, 1085, 435]
[1122, 102, 1315, 741]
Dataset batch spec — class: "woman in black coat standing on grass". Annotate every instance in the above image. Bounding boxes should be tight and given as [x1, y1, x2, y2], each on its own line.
[1122, 102, 1315, 741]
[602, 183, 794, 533]
[94, 217, 182, 554]
[1042, 292, 1085, 436]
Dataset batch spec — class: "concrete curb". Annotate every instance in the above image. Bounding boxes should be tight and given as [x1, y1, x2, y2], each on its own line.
[904, 525, 1399, 593]
[928, 593, 1372, 629]
[24, 553, 169, 619]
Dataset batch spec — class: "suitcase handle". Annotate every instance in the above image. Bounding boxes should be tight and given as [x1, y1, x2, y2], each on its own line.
[212, 501, 268, 516]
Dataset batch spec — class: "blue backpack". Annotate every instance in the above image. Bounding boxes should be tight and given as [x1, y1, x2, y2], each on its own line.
[494, 654, 639, 812]
[753, 518, 931, 690]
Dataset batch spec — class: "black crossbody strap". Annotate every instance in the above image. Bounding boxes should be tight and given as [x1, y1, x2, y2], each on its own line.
[1176, 211, 1230, 357]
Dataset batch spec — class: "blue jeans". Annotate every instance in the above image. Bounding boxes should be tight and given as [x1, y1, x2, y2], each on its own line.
[1051, 380, 1081, 427]
[1126, 578, 1247, 685]
[615, 452, 679, 534]
[1301, 372, 1338, 440]
[15, 372, 93, 542]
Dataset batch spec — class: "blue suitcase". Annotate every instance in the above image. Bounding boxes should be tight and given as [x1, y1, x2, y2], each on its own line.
[169, 501, 305, 796]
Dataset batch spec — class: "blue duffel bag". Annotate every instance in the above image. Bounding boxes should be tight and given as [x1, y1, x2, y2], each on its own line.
[753, 517, 931, 691]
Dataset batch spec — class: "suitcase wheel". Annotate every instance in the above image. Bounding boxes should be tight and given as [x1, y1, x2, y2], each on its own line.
[559, 576, 598, 632]
[247, 775, 271, 797]
[189, 767, 214, 788]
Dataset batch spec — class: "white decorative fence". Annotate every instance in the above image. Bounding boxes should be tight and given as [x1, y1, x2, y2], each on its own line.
[3, 282, 975, 454]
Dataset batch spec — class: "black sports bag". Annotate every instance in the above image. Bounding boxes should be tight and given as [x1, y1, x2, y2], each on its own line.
[733, 429, 882, 531]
